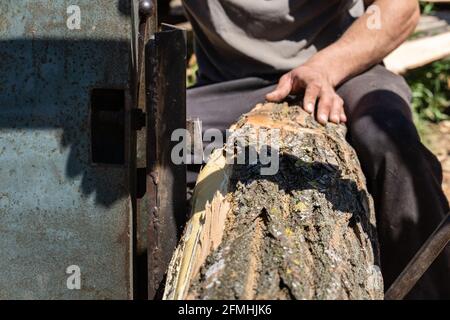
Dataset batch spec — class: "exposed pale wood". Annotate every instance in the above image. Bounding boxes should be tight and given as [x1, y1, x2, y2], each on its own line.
[164, 103, 384, 300]
[163, 149, 232, 300]
[384, 31, 450, 74]
[175, 21, 192, 32]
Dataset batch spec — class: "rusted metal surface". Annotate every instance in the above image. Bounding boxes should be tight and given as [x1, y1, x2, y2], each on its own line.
[385, 212, 450, 300]
[0, 0, 138, 299]
[146, 24, 187, 299]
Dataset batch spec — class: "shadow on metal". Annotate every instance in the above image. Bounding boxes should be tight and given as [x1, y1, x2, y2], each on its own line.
[0, 39, 131, 207]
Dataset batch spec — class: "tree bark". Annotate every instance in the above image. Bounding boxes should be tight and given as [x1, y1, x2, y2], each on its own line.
[164, 102, 384, 300]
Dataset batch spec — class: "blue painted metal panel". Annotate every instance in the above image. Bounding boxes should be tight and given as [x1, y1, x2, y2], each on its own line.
[0, 0, 135, 299]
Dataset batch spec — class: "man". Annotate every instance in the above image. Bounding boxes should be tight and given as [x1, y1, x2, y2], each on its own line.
[182, 0, 450, 299]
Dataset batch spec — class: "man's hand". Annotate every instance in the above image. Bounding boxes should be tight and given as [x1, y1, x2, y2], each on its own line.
[266, 63, 346, 125]
[266, 0, 420, 126]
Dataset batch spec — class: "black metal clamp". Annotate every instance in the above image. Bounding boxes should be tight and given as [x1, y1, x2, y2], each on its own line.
[385, 211, 450, 299]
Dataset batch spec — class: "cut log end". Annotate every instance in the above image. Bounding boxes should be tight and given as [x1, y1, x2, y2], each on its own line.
[164, 102, 384, 300]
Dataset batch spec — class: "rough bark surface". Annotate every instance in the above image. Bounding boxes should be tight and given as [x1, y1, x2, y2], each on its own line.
[164, 103, 384, 300]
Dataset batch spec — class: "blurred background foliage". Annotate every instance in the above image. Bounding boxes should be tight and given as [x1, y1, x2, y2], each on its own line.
[420, 1, 435, 15]
[405, 58, 450, 123]
[405, 2, 450, 129]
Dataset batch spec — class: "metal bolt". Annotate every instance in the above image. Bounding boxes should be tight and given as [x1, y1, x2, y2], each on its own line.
[139, 0, 154, 17]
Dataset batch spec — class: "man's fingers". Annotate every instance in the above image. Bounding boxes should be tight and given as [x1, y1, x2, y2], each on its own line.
[266, 67, 346, 126]
[329, 97, 344, 124]
[316, 91, 333, 125]
[266, 73, 292, 102]
[303, 83, 320, 114]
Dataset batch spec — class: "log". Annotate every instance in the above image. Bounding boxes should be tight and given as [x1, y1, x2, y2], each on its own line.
[164, 102, 384, 300]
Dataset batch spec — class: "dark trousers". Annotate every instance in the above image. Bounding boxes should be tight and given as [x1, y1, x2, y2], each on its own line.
[186, 65, 450, 299]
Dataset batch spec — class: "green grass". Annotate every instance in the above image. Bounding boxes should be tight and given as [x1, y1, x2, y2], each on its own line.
[186, 55, 198, 88]
[408, 2, 450, 125]
[405, 58, 450, 125]
[420, 2, 435, 15]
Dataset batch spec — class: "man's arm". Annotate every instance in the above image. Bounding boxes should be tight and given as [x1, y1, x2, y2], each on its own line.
[266, 0, 420, 125]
